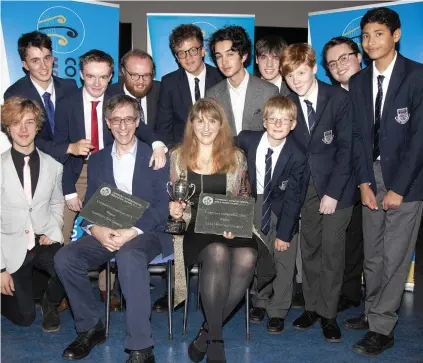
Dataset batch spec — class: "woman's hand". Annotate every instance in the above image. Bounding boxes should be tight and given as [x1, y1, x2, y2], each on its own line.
[169, 201, 187, 219]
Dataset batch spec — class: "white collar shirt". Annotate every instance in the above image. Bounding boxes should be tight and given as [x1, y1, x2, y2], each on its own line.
[228, 69, 249, 135]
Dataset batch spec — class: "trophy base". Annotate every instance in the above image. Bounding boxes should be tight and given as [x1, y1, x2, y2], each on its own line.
[165, 219, 186, 235]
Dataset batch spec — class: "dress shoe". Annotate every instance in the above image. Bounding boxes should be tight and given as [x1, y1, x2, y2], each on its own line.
[188, 322, 208, 362]
[343, 313, 369, 330]
[337, 293, 360, 313]
[57, 297, 69, 312]
[99, 290, 121, 311]
[320, 317, 342, 342]
[292, 311, 319, 330]
[126, 347, 156, 363]
[353, 331, 394, 356]
[249, 307, 266, 324]
[41, 294, 61, 332]
[152, 293, 169, 312]
[267, 317, 284, 334]
[62, 320, 106, 360]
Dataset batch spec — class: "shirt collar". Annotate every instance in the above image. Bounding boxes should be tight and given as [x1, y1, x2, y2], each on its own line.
[299, 80, 319, 107]
[11, 146, 38, 159]
[111, 138, 138, 158]
[372, 51, 397, 83]
[258, 131, 286, 152]
[272, 75, 283, 92]
[227, 69, 249, 92]
[185, 62, 206, 83]
[30, 76, 54, 97]
[83, 87, 104, 102]
[123, 84, 136, 99]
[340, 83, 349, 91]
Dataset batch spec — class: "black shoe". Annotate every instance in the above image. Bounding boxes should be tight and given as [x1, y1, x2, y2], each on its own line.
[62, 320, 106, 360]
[188, 323, 208, 362]
[321, 317, 342, 342]
[292, 311, 319, 330]
[267, 317, 284, 334]
[152, 293, 169, 312]
[206, 340, 226, 363]
[249, 307, 266, 324]
[343, 313, 369, 330]
[126, 347, 156, 363]
[337, 294, 360, 313]
[41, 294, 61, 332]
[353, 331, 394, 356]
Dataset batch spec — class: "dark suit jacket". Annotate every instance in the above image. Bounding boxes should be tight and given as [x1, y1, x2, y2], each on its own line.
[279, 78, 291, 97]
[3, 74, 77, 156]
[54, 87, 159, 195]
[289, 80, 355, 209]
[350, 54, 423, 202]
[206, 75, 279, 135]
[83, 140, 173, 257]
[155, 63, 223, 146]
[107, 80, 161, 130]
[237, 131, 306, 242]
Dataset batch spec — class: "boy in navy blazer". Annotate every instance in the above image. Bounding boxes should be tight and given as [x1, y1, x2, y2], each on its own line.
[282, 43, 356, 342]
[238, 96, 306, 334]
[344, 8, 423, 356]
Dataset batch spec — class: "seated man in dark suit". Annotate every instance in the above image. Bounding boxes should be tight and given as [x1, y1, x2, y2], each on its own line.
[3, 31, 77, 157]
[54, 95, 172, 363]
[155, 24, 223, 146]
[107, 49, 160, 130]
[1, 97, 65, 332]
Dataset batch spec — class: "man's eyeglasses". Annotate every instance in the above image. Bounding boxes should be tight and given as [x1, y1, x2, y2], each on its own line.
[327, 52, 356, 70]
[124, 67, 153, 82]
[265, 117, 293, 125]
[175, 46, 203, 59]
[109, 116, 137, 126]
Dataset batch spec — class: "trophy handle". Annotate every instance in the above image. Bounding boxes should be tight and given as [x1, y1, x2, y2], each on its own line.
[166, 181, 174, 200]
[186, 183, 196, 201]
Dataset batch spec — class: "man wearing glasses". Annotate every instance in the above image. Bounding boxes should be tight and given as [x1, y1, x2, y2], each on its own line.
[155, 24, 223, 146]
[108, 50, 160, 131]
[322, 37, 364, 314]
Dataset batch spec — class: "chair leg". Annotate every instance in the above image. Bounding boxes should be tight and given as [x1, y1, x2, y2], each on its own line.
[167, 261, 173, 340]
[245, 287, 250, 340]
[182, 266, 190, 336]
[196, 263, 202, 311]
[105, 261, 111, 339]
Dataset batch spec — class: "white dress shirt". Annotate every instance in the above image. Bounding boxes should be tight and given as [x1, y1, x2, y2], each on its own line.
[298, 81, 319, 133]
[30, 77, 56, 107]
[186, 63, 206, 105]
[228, 69, 249, 135]
[273, 75, 283, 93]
[256, 132, 286, 194]
[123, 84, 148, 124]
[372, 52, 397, 161]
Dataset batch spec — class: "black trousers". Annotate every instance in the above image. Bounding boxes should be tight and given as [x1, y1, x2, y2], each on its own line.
[341, 192, 364, 303]
[1, 243, 65, 326]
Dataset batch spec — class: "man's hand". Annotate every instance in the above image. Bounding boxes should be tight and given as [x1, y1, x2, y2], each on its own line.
[360, 183, 378, 210]
[1, 271, 14, 296]
[67, 139, 94, 156]
[275, 238, 290, 252]
[382, 190, 403, 211]
[169, 201, 187, 220]
[149, 146, 166, 170]
[39, 235, 54, 245]
[223, 231, 235, 239]
[111, 228, 138, 248]
[90, 226, 121, 252]
[319, 195, 338, 215]
[66, 196, 82, 212]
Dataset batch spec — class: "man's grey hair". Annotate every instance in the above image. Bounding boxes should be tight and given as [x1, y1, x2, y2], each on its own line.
[104, 94, 140, 119]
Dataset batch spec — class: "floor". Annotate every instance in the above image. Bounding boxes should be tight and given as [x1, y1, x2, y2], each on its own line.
[2, 233, 423, 363]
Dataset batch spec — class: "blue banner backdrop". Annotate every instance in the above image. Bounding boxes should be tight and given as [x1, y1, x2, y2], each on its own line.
[308, 0, 423, 84]
[147, 13, 255, 80]
[1, 0, 119, 93]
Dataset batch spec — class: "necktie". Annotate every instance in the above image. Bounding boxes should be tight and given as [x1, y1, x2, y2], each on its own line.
[136, 97, 146, 124]
[194, 77, 201, 102]
[304, 99, 316, 132]
[23, 156, 35, 250]
[373, 75, 385, 161]
[261, 148, 273, 235]
[91, 101, 100, 153]
[42, 92, 55, 133]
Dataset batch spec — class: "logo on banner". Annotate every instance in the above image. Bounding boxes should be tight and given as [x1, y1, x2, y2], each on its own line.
[193, 21, 218, 59]
[342, 17, 363, 51]
[37, 6, 86, 54]
[395, 107, 410, 124]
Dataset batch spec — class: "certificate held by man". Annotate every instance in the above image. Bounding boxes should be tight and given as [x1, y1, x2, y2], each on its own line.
[80, 183, 150, 229]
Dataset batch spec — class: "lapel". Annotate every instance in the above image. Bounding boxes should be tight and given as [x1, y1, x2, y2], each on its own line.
[292, 95, 311, 144]
[102, 92, 114, 145]
[146, 93, 153, 126]
[242, 76, 259, 130]
[271, 138, 292, 190]
[381, 54, 405, 123]
[178, 69, 193, 112]
[24, 75, 45, 112]
[312, 81, 330, 134]
[221, 82, 237, 133]
[4, 151, 27, 202]
[205, 64, 216, 91]
[102, 150, 117, 188]
[73, 89, 86, 139]
[131, 141, 145, 194]
[248, 136, 260, 195]
[362, 67, 374, 134]
[53, 76, 64, 102]
[32, 149, 44, 203]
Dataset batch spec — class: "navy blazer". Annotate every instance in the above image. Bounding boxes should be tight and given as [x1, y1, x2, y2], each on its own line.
[289, 81, 355, 209]
[107, 80, 161, 130]
[54, 87, 159, 195]
[155, 63, 223, 146]
[350, 54, 423, 202]
[3, 74, 77, 156]
[83, 140, 173, 257]
[237, 131, 306, 242]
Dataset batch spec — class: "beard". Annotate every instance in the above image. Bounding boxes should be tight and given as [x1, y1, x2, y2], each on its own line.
[125, 81, 153, 98]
